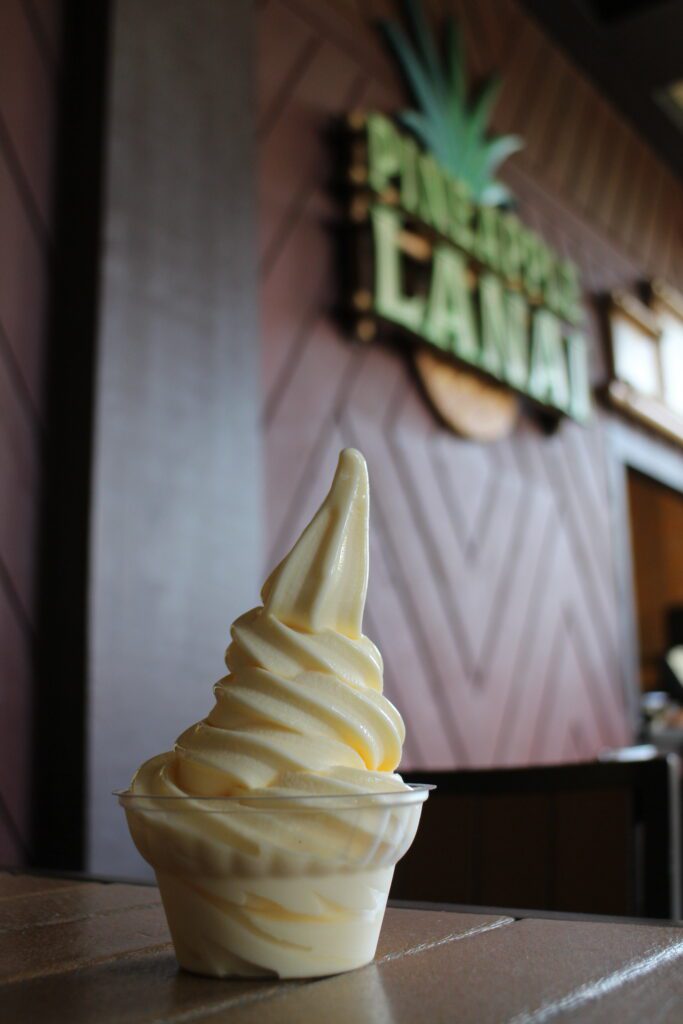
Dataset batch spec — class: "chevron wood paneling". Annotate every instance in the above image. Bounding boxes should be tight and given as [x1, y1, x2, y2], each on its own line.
[257, 0, 682, 768]
[0, 0, 61, 863]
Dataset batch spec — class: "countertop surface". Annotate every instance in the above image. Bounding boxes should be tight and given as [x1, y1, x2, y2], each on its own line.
[1, 872, 683, 1022]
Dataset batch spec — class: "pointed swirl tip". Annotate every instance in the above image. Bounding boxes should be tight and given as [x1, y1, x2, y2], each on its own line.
[261, 448, 370, 637]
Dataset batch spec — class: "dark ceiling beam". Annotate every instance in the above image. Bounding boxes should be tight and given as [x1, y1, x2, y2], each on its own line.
[520, 0, 683, 178]
[605, 0, 683, 86]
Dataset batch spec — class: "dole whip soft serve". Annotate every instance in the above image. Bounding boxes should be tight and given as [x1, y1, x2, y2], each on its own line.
[121, 449, 430, 978]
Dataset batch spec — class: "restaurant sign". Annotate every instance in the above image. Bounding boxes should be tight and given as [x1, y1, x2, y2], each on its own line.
[347, 6, 591, 433]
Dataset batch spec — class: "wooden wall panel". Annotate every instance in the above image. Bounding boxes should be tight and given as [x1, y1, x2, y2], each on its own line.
[0, 0, 61, 865]
[257, 0, 683, 768]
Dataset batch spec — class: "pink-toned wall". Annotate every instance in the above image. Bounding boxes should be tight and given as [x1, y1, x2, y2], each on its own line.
[0, 0, 61, 864]
[257, 0, 683, 768]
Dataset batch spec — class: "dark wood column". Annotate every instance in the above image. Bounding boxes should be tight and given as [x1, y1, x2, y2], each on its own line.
[86, 0, 262, 875]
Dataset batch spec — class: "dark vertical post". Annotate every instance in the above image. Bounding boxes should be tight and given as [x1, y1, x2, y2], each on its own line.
[32, 0, 110, 870]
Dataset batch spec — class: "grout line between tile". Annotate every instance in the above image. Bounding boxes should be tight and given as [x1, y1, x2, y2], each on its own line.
[0, 940, 174, 989]
[376, 915, 516, 964]
[147, 980, 308, 1024]
[0, 882, 88, 903]
[506, 939, 683, 1024]
[0, 898, 162, 935]
[148, 917, 518, 1024]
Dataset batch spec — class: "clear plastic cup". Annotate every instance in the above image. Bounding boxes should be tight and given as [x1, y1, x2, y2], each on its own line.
[117, 784, 432, 979]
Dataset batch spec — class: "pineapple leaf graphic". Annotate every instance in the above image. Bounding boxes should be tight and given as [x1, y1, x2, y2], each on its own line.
[382, 0, 523, 206]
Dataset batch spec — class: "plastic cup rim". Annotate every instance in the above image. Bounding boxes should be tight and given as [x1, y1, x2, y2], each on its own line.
[114, 782, 435, 813]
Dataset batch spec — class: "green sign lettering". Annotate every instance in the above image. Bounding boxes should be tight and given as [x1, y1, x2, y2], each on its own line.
[371, 205, 424, 332]
[423, 245, 478, 363]
[356, 112, 590, 424]
[479, 274, 528, 389]
[528, 310, 570, 411]
[399, 133, 419, 214]
[446, 178, 474, 253]
[498, 213, 522, 282]
[473, 206, 500, 272]
[417, 153, 449, 235]
[558, 262, 583, 326]
[566, 332, 591, 422]
[367, 113, 400, 194]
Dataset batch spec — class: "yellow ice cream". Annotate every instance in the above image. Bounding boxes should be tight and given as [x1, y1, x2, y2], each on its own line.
[132, 447, 407, 800]
[123, 449, 425, 978]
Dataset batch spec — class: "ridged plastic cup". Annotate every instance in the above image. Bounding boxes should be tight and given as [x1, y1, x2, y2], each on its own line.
[117, 785, 432, 979]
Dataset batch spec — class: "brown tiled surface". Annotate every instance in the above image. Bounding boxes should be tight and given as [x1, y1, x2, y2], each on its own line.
[0, 880, 161, 934]
[0, 873, 78, 899]
[1, 874, 682, 1022]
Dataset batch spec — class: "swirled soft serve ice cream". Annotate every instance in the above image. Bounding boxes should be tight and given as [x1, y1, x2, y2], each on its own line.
[121, 448, 429, 978]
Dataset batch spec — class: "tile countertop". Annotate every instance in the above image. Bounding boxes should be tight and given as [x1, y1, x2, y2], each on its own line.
[1, 873, 683, 1023]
